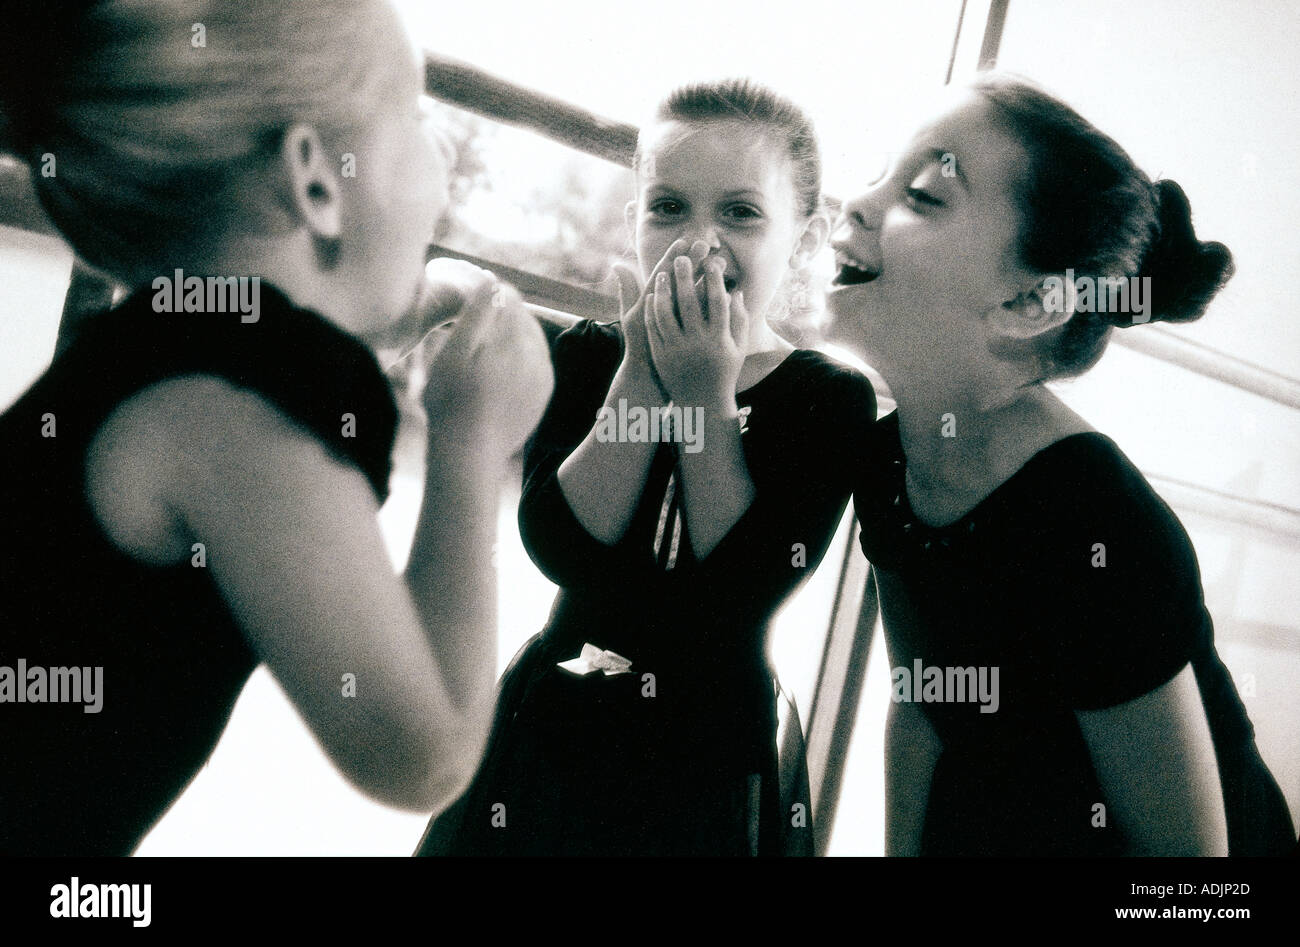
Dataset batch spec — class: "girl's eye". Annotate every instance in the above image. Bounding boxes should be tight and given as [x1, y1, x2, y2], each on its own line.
[649, 199, 685, 217]
[725, 204, 763, 221]
[905, 186, 943, 209]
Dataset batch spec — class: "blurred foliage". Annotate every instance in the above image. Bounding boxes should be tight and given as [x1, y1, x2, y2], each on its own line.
[429, 101, 633, 297]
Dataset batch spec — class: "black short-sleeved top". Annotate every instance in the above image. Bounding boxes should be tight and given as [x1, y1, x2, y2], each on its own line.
[522, 321, 874, 725]
[418, 319, 876, 855]
[523, 322, 873, 622]
[855, 410, 1295, 856]
[0, 282, 398, 855]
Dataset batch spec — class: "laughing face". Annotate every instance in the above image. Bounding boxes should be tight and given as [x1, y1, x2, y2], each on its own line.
[825, 92, 1034, 378]
[631, 120, 811, 323]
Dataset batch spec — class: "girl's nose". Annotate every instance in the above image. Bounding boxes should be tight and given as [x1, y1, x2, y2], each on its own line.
[831, 215, 854, 245]
[839, 194, 880, 234]
[693, 227, 721, 249]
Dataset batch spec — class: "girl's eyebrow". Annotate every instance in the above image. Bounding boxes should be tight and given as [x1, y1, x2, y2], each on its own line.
[642, 185, 767, 203]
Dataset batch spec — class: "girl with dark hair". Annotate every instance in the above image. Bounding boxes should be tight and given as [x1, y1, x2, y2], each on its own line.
[417, 79, 877, 856]
[827, 74, 1294, 855]
[0, 0, 553, 854]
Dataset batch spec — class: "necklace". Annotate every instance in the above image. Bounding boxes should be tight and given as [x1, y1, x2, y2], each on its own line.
[890, 459, 978, 553]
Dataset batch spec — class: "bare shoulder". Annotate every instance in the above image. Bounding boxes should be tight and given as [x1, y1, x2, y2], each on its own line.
[85, 374, 363, 565]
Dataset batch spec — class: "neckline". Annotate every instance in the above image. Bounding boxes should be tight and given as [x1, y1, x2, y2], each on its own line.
[879, 410, 1112, 532]
[736, 348, 815, 399]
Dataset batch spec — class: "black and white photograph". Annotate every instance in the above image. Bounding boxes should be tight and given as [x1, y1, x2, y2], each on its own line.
[0, 0, 1296, 931]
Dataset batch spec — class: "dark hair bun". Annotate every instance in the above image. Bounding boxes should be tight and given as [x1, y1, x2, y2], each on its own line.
[1139, 178, 1235, 324]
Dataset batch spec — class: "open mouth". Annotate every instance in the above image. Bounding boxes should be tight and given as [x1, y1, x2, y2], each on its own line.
[693, 254, 738, 294]
[833, 251, 879, 287]
[833, 262, 879, 286]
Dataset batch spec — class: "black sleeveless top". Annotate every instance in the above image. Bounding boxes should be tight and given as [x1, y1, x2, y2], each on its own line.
[855, 411, 1295, 856]
[0, 282, 398, 855]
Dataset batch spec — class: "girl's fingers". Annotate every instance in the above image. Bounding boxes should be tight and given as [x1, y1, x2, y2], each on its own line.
[647, 239, 691, 287]
[616, 263, 648, 337]
[687, 240, 711, 267]
[731, 290, 751, 351]
[645, 289, 668, 358]
[653, 271, 680, 330]
[612, 262, 644, 315]
[645, 238, 711, 291]
[704, 260, 729, 338]
[625, 295, 644, 321]
[435, 279, 500, 364]
[645, 287, 661, 341]
[673, 256, 703, 330]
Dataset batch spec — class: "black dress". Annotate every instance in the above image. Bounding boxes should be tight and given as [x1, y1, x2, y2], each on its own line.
[854, 411, 1295, 856]
[417, 319, 876, 856]
[0, 282, 398, 855]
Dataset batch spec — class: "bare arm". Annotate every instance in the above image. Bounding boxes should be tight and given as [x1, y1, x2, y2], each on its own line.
[555, 364, 664, 545]
[884, 697, 943, 856]
[90, 378, 485, 812]
[556, 240, 707, 544]
[86, 278, 551, 813]
[402, 438, 509, 717]
[646, 252, 756, 558]
[407, 277, 553, 714]
[1076, 663, 1226, 855]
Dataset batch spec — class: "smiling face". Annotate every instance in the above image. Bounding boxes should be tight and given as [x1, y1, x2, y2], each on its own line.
[632, 119, 811, 321]
[825, 91, 1036, 379]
